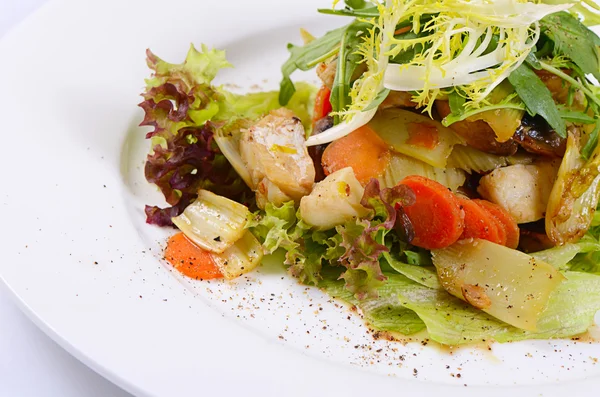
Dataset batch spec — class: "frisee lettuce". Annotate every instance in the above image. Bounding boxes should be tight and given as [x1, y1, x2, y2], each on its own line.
[305, 0, 571, 146]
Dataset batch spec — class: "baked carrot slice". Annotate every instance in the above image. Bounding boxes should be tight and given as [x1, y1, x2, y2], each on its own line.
[164, 232, 223, 280]
[458, 198, 504, 245]
[473, 199, 520, 249]
[490, 215, 508, 247]
[400, 175, 465, 249]
[312, 85, 333, 126]
[321, 125, 391, 185]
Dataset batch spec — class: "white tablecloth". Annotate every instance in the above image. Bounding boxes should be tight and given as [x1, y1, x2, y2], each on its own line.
[0, 1, 131, 396]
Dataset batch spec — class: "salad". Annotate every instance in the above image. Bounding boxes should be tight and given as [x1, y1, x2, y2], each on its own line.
[139, 0, 600, 345]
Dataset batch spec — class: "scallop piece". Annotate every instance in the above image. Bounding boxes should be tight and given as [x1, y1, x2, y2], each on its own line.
[240, 108, 315, 207]
[316, 59, 337, 89]
[299, 167, 370, 230]
[477, 162, 559, 224]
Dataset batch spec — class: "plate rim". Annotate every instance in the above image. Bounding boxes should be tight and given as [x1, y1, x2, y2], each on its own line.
[1, 1, 600, 396]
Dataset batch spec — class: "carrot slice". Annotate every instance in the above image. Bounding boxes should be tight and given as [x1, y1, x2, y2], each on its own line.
[400, 175, 465, 249]
[458, 198, 503, 245]
[164, 232, 223, 280]
[312, 85, 332, 126]
[394, 26, 411, 35]
[321, 125, 391, 185]
[490, 215, 508, 247]
[473, 199, 520, 249]
[406, 122, 440, 149]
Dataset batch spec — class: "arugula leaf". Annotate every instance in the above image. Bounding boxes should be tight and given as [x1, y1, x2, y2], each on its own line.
[508, 63, 567, 137]
[448, 90, 466, 115]
[558, 109, 597, 124]
[525, 50, 542, 70]
[330, 21, 369, 120]
[540, 11, 600, 80]
[541, 0, 600, 28]
[318, 6, 378, 17]
[344, 0, 367, 8]
[582, 119, 600, 160]
[279, 25, 347, 105]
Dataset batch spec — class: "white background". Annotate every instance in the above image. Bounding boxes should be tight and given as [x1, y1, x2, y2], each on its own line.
[0, 1, 130, 396]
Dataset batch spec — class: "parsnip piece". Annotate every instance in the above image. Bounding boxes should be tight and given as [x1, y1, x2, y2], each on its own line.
[447, 144, 533, 174]
[380, 153, 466, 191]
[369, 108, 463, 168]
[546, 132, 600, 245]
[172, 190, 249, 254]
[211, 231, 264, 279]
[300, 167, 369, 230]
[432, 239, 565, 331]
[477, 162, 559, 223]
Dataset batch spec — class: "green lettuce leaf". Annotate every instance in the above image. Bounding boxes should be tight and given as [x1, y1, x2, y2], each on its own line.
[216, 82, 317, 134]
[398, 271, 600, 345]
[569, 252, 600, 274]
[383, 253, 441, 289]
[248, 180, 416, 297]
[246, 201, 299, 253]
[145, 44, 231, 89]
[247, 201, 333, 285]
[531, 234, 600, 269]
[403, 248, 433, 266]
[322, 264, 600, 345]
[141, 45, 230, 141]
[319, 269, 426, 335]
[336, 220, 389, 298]
[334, 180, 416, 299]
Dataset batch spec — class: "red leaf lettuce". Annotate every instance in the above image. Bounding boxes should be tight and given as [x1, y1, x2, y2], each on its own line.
[140, 45, 253, 226]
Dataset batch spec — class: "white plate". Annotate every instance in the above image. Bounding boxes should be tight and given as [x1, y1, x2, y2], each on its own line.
[1, 1, 600, 396]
